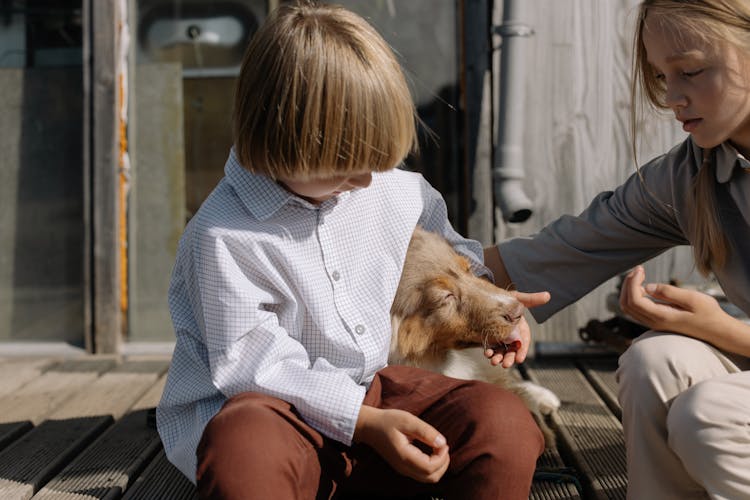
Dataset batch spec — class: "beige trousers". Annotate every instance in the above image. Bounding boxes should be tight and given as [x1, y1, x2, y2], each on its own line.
[616, 331, 750, 500]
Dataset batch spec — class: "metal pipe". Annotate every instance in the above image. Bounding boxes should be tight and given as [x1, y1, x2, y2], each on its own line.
[493, 0, 534, 223]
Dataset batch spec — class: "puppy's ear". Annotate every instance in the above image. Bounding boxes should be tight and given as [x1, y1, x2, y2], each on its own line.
[397, 316, 433, 360]
[391, 282, 423, 317]
[452, 254, 472, 273]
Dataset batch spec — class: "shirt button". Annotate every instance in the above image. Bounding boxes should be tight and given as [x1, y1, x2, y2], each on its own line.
[331, 271, 340, 281]
[355, 324, 365, 335]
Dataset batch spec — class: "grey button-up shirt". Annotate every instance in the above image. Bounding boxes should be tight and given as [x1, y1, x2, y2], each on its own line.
[500, 137, 750, 323]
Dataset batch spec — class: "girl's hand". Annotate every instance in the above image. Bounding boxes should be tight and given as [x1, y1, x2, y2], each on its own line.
[619, 265, 723, 340]
[486, 290, 551, 368]
[353, 406, 449, 483]
[621, 266, 750, 356]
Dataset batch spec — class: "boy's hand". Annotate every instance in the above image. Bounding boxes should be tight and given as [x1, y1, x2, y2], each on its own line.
[485, 290, 550, 368]
[354, 406, 449, 483]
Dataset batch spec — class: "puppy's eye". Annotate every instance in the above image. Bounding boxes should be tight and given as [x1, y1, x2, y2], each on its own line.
[441, 292, 456, 305]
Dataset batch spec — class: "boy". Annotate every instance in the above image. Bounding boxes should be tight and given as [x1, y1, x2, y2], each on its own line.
[157, 3, 543, 498]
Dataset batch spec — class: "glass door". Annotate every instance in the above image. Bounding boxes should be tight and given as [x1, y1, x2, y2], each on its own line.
[129, 0, 268, 340]
[0, 0, 85, 345]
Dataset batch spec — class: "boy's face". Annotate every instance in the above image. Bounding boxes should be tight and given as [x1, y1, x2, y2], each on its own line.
[279, 171, 373, 204]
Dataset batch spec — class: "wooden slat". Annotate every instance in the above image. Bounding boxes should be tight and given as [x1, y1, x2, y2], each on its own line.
[0, 359, 55, 398]
[0, 416, 112, 500]
[0, 422, 32, 453]
[112, 359, 170, 375]
[44, 358, 118, 375]
[0, 358, 116, 425]
[579, 359, 621, 421]
[129, 373, 167, 412]
[525, 360, 627, 500]
[32, 411, 161, 500]
[0, 372, 100, 425]
[116, 370, 193, 500]
[49, 372, 156, 420]
[0, 358, 84, 450]
[531, 448, 582, 499]
[121, 450, 197, 500]
[32, 368, 169, 500]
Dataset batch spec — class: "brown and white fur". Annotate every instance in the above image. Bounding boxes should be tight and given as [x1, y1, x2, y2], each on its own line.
[389, 227, 560, 446]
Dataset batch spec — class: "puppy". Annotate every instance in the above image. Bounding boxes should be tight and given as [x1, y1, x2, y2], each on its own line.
[389, 226, 560, 447]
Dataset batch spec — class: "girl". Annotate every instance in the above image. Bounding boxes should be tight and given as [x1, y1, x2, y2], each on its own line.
[485, 1, 750, 497]
[158, 2, 545, 499]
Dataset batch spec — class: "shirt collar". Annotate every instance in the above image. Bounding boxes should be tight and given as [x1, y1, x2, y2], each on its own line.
[224, 148, 349, 219]
[224, 147, 295, 220]
[715, 141, 750, 183]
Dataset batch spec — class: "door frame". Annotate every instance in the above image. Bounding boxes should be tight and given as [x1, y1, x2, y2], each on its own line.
[84, 0, 122, 353]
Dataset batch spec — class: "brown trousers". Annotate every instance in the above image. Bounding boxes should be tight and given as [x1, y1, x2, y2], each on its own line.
[196, 365, 544, 500]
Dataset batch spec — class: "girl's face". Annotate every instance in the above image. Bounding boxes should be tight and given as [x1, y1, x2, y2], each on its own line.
[642, 15, 750, 156]
[279, 171, 373, 204]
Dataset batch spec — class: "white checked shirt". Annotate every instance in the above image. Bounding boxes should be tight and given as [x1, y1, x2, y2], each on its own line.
[157, 148, 489, 482]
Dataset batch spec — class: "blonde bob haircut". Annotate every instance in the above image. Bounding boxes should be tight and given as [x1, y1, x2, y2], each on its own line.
[232, 1, 418, 181]
[631, 0, 750, 275]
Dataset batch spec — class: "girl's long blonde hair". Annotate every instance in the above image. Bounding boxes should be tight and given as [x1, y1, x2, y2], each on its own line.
[631, 0, 750, 275]
[232, 1, 417, 181]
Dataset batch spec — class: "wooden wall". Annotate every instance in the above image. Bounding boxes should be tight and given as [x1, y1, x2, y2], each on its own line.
[488, 0, 702, 343]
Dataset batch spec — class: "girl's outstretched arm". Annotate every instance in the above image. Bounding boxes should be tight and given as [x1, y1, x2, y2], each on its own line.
[620, 266, 750, 357]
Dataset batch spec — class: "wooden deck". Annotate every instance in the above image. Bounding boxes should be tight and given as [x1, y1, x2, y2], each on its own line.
[0, 348, 626, 499]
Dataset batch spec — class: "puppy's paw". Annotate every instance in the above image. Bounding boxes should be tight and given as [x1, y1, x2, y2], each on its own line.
[519, 381, 561, 415]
